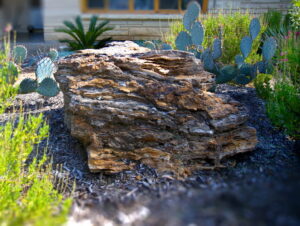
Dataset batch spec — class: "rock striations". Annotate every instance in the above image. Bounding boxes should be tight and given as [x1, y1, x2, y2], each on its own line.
[55, 41, 257, 176]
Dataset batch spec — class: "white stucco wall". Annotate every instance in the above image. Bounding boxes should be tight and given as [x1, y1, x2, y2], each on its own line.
[208, 0, 291, 14]
[43, 0, 178, 41]
[43, 0, 81, 40]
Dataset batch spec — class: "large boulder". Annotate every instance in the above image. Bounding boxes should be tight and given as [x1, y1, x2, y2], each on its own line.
[55, 41, 257, 176]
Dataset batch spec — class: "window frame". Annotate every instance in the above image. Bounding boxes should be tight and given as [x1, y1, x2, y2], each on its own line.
[81, 0, 208, 14]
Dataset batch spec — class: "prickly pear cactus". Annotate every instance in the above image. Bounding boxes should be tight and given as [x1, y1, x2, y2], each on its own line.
[262, 37, 277, 61]
[144, 41, 156, 50]
[161, 43, 173, 50]
[191, 22, 204, 47]
[202, 49, 215, 71]
[13, 45, 27, 64]
[212, 38, 222, 60]
[48, 48, 59, 61]
[249, 18, 261, 40]
[183, 1, 201, 32]
[175, 31, 192, 51]
[234, 75, 252, 85]
[19, 78, 38, 94]
[37, 78, 60, 97]
[240, 36, 253, 58]
[36, 57, 56, 83]
[235, 55, 244, 68]
[216, 65, 238, 84]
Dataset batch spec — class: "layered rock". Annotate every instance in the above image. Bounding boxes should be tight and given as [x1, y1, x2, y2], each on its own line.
[55, 41, 257, 176]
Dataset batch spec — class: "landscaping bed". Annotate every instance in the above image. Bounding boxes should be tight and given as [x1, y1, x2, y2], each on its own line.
[3, 83, 299, 226]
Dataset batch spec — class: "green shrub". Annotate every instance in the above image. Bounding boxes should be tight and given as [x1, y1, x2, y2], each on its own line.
[55, 15, 114, 50]
[164, 11, 265, 64]
[0, 81, 17, 114]
[0, 61, 18, 113]
[277, 31, 300, 86]
[254, 73, 273, 99]
[0, 114, 72, 226]
[290, 0, 300, 29]
[0, 31, 72, 226]
[266, 79, 300, 138]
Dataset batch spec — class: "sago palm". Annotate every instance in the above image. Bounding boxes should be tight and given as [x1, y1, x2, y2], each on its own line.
[55, 15, 114, 50]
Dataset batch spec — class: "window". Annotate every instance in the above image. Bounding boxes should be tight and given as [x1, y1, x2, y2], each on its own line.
[135, 0, 154, 10]
[83, 0, 208, 13]
[31, 0, 41, 8]
[88, 0, 104, 8]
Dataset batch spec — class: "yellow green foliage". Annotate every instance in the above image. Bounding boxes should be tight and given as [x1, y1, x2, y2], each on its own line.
[164, 11, 266, 64]
[0, 114, 72, 226]
[0, 42, 72, 225]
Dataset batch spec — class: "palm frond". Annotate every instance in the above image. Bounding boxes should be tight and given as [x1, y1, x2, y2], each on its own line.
[55, 16, 114, 50]
[95, 37, 112, 49]
[55, 28, 84, 47]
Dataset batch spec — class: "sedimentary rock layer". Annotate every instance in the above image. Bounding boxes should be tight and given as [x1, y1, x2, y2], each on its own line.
[55, 41, 257, 176]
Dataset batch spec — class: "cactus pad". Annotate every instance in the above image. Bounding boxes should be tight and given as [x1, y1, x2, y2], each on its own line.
[13, 45, 27, 64]
[36, 57, 56, 83]
[48, 48, 59, 61]
[161, 43, 173, 50]
[212, 38, 222, 60]
[175, 31, 192, 51]
[239, 63, 257, 80]
[19, 78, 38, 94]
[256, 61, 267, 74]
[262, 37, 277, 61]
[144, 41, 156, 50]
[235, 55, 245, 68]
[191, 22, 204, 47]
[202, 49, 215, 71]
[235, 75, 252, 85]
[183, 1, 201, 32]
[249, 18, 261, 40]
[216, 65, 238, 84]
[37, 78, 60, 97]
[240, 36, 253, 58]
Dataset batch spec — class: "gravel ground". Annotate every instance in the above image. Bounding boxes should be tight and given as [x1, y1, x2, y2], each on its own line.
[1, 84, 299, 226]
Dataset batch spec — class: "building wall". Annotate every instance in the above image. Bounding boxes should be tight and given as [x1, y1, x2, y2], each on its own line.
[44, 0, 292, 41]
[208, 0, 291, 14]
[43, 0, 179, 41]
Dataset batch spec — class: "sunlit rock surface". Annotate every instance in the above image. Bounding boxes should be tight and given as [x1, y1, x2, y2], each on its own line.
[55, 41, 257, 176]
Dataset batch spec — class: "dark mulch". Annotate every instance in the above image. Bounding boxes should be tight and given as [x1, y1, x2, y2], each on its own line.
[2, 85, 299, 226]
